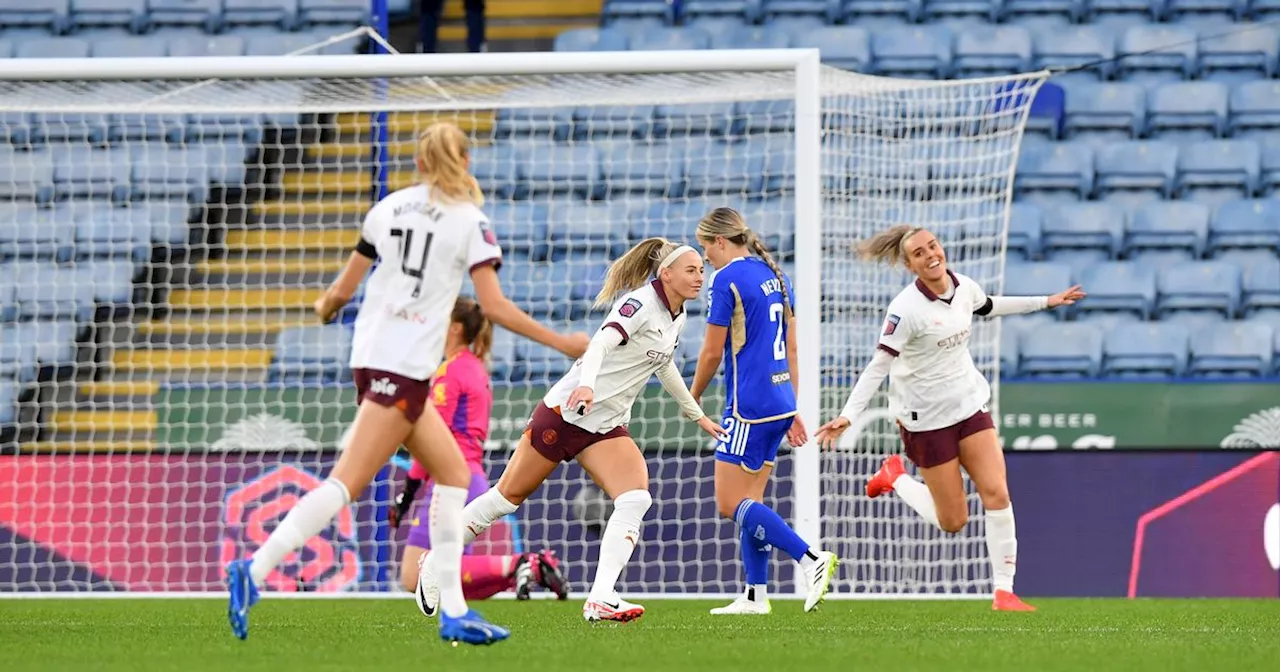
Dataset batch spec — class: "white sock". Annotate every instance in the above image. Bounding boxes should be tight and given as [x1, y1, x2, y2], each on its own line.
[250, 478, 351, 586]
[893, 474, 941, 530]
[429, 484, 470, 618]
[747, 584, 768, 603]
[587, 489, 652, 601]
[460, 487, 519, 545]
[798, 550, 819, 573]
[985, 505, 1018, 593]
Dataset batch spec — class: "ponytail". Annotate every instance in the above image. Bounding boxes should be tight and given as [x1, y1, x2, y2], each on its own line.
[415, 122, 484, 206]
[593, 237, 682, 310]
[696, 206, 792, 320]
[451, 297, 492, 366]
[857, 225, 925, 268]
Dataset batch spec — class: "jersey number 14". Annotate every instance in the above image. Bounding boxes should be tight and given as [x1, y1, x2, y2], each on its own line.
[390, 227, 433, 298]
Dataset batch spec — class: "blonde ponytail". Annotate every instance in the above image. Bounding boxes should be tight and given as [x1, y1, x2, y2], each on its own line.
[415, 122, 484, 206]
[593, 237, 681, 309]
[856, 225, 925, 268]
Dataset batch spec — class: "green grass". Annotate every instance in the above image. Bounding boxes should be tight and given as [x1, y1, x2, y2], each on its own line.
[2, 598, 1279, 672]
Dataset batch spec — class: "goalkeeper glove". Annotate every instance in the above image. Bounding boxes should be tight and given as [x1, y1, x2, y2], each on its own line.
[388, 477, 423, 529]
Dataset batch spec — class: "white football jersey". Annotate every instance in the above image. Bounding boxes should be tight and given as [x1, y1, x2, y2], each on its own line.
[878, 270, 991, 433]
[348, 184, 502, 380]
[544, 280, 687, 433]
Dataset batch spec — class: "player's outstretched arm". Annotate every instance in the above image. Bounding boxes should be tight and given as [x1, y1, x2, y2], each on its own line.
[975, 285, 1086, 317]
[314, 250, 373, 323]
[656, 362, 728, 441]
[470, 264, 589, 358]
[815, 350, 894, 450]
[689, 323, 726, 403]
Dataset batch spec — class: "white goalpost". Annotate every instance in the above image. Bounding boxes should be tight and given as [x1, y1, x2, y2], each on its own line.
[0, 49, 1047, 598]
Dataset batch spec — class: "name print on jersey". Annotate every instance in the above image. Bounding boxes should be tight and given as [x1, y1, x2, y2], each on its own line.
[392, 200, 443, 221]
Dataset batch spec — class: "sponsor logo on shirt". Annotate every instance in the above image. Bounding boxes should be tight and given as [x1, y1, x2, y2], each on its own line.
[936, 328, 970, 349]
[370, 377, 399, 396]
[619, 298, 643, 318]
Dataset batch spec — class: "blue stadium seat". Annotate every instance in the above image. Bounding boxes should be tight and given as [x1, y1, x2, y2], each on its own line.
[763, 0, 841, 21]
[575, 105, 656, 140]
[600, 141, 681, 197]
[553, 27, 629, 51]
[469, 144, 518, 201]
[1024, 81, 1066, 142]
[505, 261, 575, 319]
[486, 201, 549, 261]
[488, 327, 516, 381]
[0, 148, 54, 203]
[243, 32, 323, 56]
[0, 323, 39, 384]
[628, 27, 711, 50]
[1189, 321, 1273, 378]
[796, 27, 870, 71]
[953, 26, 1033, 77]
[0, 1, 71, 33]
[1157, 260, 1242, 318]
[1042, 201, 1125, 257]
[654, 102, 735, 137]
[635, 198, 717, 242]
[1197, 25, 1276, 83]
[512, 339, 573, 385]
[710, 23, 791, 49]
[871, 26, 953, 79]
[108, 112, 185, 143]
[684, 0, 764, 23]
[0, 111, 33, 145]
[1146, 82, 1228, 142]
[31, 111, 111, 146]
[118, 200, 192, 246]
[1117, 25, 1198, 84]
[493, 108, 575, 142]
[1102, 322, 1189, 378]
[223, 0, 296, 30]
[148, 0, 222, 32]
[131, 146, 210, 203]
[1013, 141, 1093, 201]
[1165, 0, 1242, 21]
[1033, 27, 1116, 82]
[1259, 135, 1280, 196]
[740, 197, 796, 258]
[1004, 0, 1083, 25]
[1062, 82, 1144, 143]
[1019, 322, 1102, 378]
[999, 323, 1020, 378]
[296, 0, 369, 27]
[269, 325, 353, 383]
[1243, 258, 1280, 316]
[167, 35, 246, 58]
[70, 203, 150, 263]
[840, 0, 922, 23]
[1076, 261, 1157, 318]
[185, 111, 264, 144]
[919, 0, 998, 21]
[0, 278, 14, 323]
[199, 139, 249, 186]
[1208, 198, 1280, 255]
[82, 258, 137, 305]
[10, 263, 94, 322]
[1126, 200, 1209, 258]
[546, 201, 630, 261]
[1227, 80, 1280, 138]
[1175, 140, 1260, 204]
[676, 316, 706, 376]
[1007, 202, 1043, 261]
[683, 139, 767, 196]
[16, 37, 90, 58]
[69, 0, 147, 32]
[518, 145, 601, 200]
[52, 147, 131, 201]
[90, 36, 167, 57]
[0, 204, 74, 262]
[603, 0, 677, 24]
[1093, 140, 1178, 201]
[0, 379, 18, 428]
[1003, 262, 1072, 317]
[736, 99, 795, 135]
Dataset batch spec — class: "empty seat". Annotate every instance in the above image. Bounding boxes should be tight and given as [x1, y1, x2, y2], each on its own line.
[1126, 200, 1209, 257]
[493, 108, 574, 142]
[1175, 140, 1260, 204]
[469, 144, 518, 200]
[1076, 261, 1157, 317]
[1062, 82, 1145, 143]
[167, 35, 246, 58]
[1005, 0, 1083, 25]
[736, 99, 795, 135]
[0, 323, 39, 384]
[871, 26, 953, 79]
[512, 339, 574, 385]
[488, 327, 516, 381]
[600, 141, 681, 197]
[223, 0, 296, 29]
[636, 198, 717, 242]
[1093, 141, 1178, 201]
[70, 0, 147, 32]
[16, 37, 90, 58]
[1198, 24, 1276, 82]
[553, 27, 629, 51]
[1102, 322, 1189, 378]
[919, 0, 998, 21]
[545, 201, 630, 261]
[840, 0, 921, 22]
[1208, 198, 1280, 255]
[0, 148, 55, 203]
[0, 1, 71, 33]
[740, 197, 796, 258]
[1189, 322, 1273, 378]
[1146, 82, 1228, 142]
[518, 145, 601, 199]
[1042, 202, 1125, 256]
[1019, 322, 1103, 377]
[486, 201, 549, 261]
[628, 27, 711, 51]
[1034, 27, 1116, 81]
[269, 325, 353, 383]
[91, 36, 167, 57]
[1007, 203, 1043, 260]
[505, 261, 576, 318]
[1117, 25, 1197, 84]
[1260, 135, 1280, 196]
[148, 0, 222, 31]
[710, 23, 791, 49]
[297, 0, 369, 27]
[1229, 80, 1280, 140]
[575, 105, 657, 140]
[1157, 260, 1242, 317]
[684, 140, 767, 196]
[1003, 262, 1072, 315]
[1013, 141, 1093, 201]
[953, 26, 1032, 78]
[1243, 259, 1280, 315]
[82, 258, 137, 305]
[52, 147, 131, 201]
[604, 0, 677, 23]
[796, 27, 870, 71]
[0, 204, 74, 262]
[72, 205, 150, 262]
[10, 263, 95, 322]
[655, 102, 735, 138]
[131, 146, 210, 202]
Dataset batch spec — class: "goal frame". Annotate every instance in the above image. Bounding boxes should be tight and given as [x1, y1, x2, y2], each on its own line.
[0, 49, 827, 599]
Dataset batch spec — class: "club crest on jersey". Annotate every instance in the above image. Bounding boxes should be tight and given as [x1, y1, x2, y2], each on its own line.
[480, 221, 498, 246]
[884, 314, 901, 336]
[619, 298, 643, 318]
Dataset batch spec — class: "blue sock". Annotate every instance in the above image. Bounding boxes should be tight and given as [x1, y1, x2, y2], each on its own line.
[739, 521, 770, 586]
[734, 498, 813, 564]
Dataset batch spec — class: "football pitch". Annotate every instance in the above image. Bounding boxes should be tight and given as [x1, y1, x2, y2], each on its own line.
[3, 598, 1279, 671]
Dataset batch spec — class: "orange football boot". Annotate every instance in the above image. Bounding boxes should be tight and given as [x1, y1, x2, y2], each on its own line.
[992, 590, 1036, 612]
[866, 454, 906, 498]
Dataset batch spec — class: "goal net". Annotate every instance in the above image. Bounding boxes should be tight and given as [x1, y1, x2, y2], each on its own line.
[0, 51, 1046, 597]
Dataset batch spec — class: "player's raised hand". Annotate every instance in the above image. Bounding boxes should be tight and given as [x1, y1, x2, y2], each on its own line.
[697, 415, 729, 441]
[566, 386, 594, 415]
[1048, 284, 1086, 308]
[313, 289, 349, 324]
[787, 414, 809, 447]
[815, 416, 852, 450]
[558, 332, 591, 359]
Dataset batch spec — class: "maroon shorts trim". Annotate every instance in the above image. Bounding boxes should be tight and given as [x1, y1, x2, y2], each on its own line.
[353, 368, 431, 424]
[524, 402, 630, 463]
[898, 410, 995, 469]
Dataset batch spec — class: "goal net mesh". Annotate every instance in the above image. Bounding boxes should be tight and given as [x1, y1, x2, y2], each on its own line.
[0, 60, 1045, 596]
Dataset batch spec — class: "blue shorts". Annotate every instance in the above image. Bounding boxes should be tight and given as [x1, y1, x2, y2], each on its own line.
[714, 414, 795, 473]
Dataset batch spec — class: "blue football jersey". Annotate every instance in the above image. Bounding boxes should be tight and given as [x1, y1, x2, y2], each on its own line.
[706, 257, 797, 423]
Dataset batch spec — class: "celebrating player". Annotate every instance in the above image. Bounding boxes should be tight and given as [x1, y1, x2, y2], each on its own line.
[815, 225, 1085, 612]
[391, 296, 570, 602]
[416, 237, 728, 624]
[224, 122, 588, 645]
[689, 207, 838, 616]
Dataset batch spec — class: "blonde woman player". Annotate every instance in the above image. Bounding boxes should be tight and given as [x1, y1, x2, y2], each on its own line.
[415, 237, 728, 624]
[815, 225, 1084, 612]
[224, 122, 588, 645]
